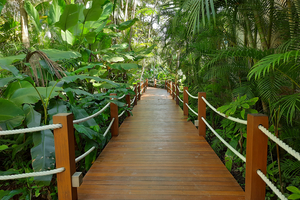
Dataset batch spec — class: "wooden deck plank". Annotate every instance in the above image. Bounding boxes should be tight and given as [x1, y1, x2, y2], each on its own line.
[78, 87, 245, 199]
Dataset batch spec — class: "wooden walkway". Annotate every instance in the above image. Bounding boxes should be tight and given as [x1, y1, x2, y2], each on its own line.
[78, 87, 245, 199]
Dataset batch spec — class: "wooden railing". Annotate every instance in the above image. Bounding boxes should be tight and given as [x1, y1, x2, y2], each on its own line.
[164, 80, 299, 200]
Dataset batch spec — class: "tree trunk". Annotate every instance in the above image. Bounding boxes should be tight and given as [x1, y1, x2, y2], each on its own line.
[128, 0, 136, 51]
[124, 0, 129, 21]
[19, 0, 30, 48]
[253, 10, 268, 50]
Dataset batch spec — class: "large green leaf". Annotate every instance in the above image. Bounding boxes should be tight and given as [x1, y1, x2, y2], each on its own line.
[9, 87, 63, 106]
[0, 99, 25, 129]
[24, 1, 41, 31]
[55, 4, 79, 31]
[64, 88, 93, 97]
[23, 104, 41, 127]
[98, 2, 113, 21]
[2, 80, 31, 98]
[61, 75, 118, 86]
[48, 99, 68, 124]
[41, 49, 81, 61]
[0, 0, 7, 14]
[71, 106, 98, 127]
[102, 54, 124, 62]
[31, 129, 55, 183]
[61, 30, 75, 45]
[0, 54, 25, 76]
[110, 63, 139, 70]
[48, 0, 62, 25]
[117, 18, 139, 30]
[85, 32, 97, 43]
[74, 124, 99, 140]
[83, 0, 105, 22]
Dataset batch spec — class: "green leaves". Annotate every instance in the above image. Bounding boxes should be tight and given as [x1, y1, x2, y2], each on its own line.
[55, 4, 79, 31]
[287, 186, 300, 199]
[48, 0, 63, 25]
[83, 0, 105, 22]
[0, 99, 25, 129]
[217, 95, 258, 119]
[117, 18, 139, 30]
[31, 130, 55, 183]
[9, 87, 62, 106]
[0, 0, 7, 14]
[41, 49, 81, 61]
[24, 1, 41, 31]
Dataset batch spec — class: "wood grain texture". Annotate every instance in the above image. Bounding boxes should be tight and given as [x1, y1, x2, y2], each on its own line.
[53, 113, 77, 200]
[78, 87, 244, 200]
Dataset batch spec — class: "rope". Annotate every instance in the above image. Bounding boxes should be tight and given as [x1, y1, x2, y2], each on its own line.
[177, 95, 183, 103]
[118, 94, 126, 100]
[75, 146, 96, 163]
[0, 168, 65, 180]
[132, 86, 136, 91]
[103, 118, 115, 137]
[201, 97, 247, 125]
[0, 124, 62, 136]
[258, 125, 300, 161]
[185, 89, 198, 99]
[185, 103, 198, 116]
[201, 117, 246, 162]
[257, 170, 288, 200]
[131, 96, 136, 105]
[73, 103, 110, 124]
[177, 85, 183, 93]
[118, 110, 126, 118]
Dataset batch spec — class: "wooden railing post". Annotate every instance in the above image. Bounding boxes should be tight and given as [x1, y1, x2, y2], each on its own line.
[183, 87, 188, 116]
[138, 82, 141, 100]
[198, 92, 206, 137]
[245, 114, 268, 200]
[134, 84, 137, 106]
[170, 82, 173, 96]
[126, 93, 130, 117]
[154, 79, 157, 88]
[176, 83, 179, 105]
[172, 82, 175, 99]
[110, 93, 119, 136]
[53, 113, 77, 200]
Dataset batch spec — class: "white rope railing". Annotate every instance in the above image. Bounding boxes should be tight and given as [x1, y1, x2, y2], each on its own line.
[75, 146, 96, 163]
[103, 118, 115, 137]
[0, 124, 62, 136]
[0, 167, 65, 180]
[118, 110, 126, 118]
[73, 103, 110, 124]
[132, 86, 136, 91]
[177, 95, 183, 103]
[177, 85, 183, 93]
[185, 89, 198, 99]
[131, 96, 136, 105]
[257, 170, 288, 200]
[201, 117, 246, 162]
[201, 97, 247, 125]
[118, 94, 126, 100]
[185, 103, 198, 116]
[258, 125, 300, 161]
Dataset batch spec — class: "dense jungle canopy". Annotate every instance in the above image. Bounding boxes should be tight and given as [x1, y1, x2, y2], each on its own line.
[0, 0, 300, 199]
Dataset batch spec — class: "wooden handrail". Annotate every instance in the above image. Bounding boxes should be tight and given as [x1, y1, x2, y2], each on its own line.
[198, 92, 206, 137]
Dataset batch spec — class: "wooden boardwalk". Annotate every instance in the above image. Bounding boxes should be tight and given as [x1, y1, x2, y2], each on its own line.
[78, 87, 245, 199]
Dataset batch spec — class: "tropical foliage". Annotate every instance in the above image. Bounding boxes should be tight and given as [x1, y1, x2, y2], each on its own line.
[1, 0, 300, 199]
